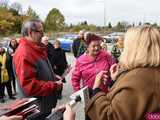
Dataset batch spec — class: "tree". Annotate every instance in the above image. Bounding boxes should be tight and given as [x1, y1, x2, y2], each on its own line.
[115, 21, 130, 32]
[81, 21, 88, 25]
[138, 22, 142, 26]
[144, 22, 151, 25]
[0, 8, 15, 35]
[26, 6, 39, 19]
[108, 22, 112, 28]
[152, 23, 158, 28]
[0, 0, 9, 8]
[10, 2, 22, 15]
[132, 23, 135, 27]
[115, 22, 124, 31]
[45, 8, 65, 32]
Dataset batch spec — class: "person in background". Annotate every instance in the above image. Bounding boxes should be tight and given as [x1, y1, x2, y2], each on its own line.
[71, 33, 114, 94]
[41, 35, 55, 69]
[13, 19, 62, 120]
[0, 47, 15, 103]
[85, 26, 160, 120]
[72, 30, 86, 58]
[111, 36, 124, 63]
[101, 41, 108, 51]
[7, 37, 19, 96]
[52, 40, 68, 99]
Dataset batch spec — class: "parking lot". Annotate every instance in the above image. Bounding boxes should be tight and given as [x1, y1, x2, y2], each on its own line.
[0, 43, 113, 119]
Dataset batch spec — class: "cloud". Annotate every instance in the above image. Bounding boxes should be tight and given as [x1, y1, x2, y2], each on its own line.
[10, 0, 160, 26]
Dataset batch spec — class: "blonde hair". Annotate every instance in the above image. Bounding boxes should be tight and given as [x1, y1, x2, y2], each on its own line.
[117, 36, 124, 48]
[119, 25, 160, 70]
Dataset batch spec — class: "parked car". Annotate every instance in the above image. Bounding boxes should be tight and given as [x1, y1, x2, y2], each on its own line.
[103, 32, 124, 43]
[50, 34, 78, 52]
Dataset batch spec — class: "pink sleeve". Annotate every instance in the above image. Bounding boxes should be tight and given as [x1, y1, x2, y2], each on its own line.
[71, 60, 81, 91]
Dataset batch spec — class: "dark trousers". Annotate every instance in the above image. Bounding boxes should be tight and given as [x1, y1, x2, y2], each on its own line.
[0, 81, 13, 98]
[26, 112, 51, 120]
[11, 75, 16, 93]
[10, 66, 17, 93]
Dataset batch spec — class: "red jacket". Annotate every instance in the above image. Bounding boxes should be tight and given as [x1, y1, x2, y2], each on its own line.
[14, 38, 58, 96]
[13, 38, 58, 112]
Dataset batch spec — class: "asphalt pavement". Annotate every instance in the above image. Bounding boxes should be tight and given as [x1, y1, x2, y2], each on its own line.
[57, 52, 85, 120]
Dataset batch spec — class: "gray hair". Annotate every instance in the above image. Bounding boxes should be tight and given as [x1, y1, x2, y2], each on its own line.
[21, 19, 43, 37]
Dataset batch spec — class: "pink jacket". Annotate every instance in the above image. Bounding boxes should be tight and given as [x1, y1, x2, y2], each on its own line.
[71, 50, 114, 92]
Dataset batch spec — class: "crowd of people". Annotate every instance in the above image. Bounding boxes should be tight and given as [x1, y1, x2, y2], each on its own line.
[0, 37, 18, 103]
[1, 18, 160, 120]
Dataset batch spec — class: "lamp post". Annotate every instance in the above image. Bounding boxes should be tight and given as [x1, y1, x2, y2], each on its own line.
[103, 0, 106, 26]
[96, 0, 106, 26]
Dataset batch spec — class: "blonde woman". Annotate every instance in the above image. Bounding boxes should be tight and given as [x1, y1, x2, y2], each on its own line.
[86, 26, 160, 120]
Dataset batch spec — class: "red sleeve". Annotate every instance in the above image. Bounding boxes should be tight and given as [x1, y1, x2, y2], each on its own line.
[14, 56, 58, 96]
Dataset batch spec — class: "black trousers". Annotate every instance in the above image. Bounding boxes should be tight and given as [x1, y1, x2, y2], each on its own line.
[11, 74, 16, 93]
[10, 67, 17, 93]
[0, 81, 13, 98]
[26, 112, 51, 120]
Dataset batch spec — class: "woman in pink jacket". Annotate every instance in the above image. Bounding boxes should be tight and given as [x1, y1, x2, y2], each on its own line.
[71, 33, 114, 93]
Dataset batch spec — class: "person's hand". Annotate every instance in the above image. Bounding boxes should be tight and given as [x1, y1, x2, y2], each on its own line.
[61, 65, 72, 79]
[55, 75, 63, 81]
[11, 53, 15, 57]
[0, 115, 23, 120]
[54, 65, 57, 70]
[66, 64, 72, 73]
[1, 66, 5, 70]
[55, 81, 63, 90]
[93, 71, 108, 89]
[110, 64, 120, 81]
[63, 104, 75, 120]
[52, 104, 65, 113]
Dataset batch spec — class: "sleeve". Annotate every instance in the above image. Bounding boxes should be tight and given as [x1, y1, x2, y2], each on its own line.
[62, 50, 68, 69]
[86, 74, 151, 120]
[71, 60, 81, 91]
[72, 40, 78, 57]
[14, 56, 58, 96]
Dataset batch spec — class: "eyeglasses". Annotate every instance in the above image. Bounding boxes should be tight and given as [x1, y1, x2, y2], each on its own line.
[32, 29, 44, 34]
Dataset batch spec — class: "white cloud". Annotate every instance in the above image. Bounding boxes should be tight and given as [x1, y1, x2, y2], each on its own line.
[9, 0, 160, 26]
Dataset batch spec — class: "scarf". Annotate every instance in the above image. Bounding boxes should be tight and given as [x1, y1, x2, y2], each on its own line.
[0, 53, 9, 83]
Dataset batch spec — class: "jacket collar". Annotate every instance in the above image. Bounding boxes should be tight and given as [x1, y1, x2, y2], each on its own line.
[19, 37, 47, 56]
[82, 50, 104, 62]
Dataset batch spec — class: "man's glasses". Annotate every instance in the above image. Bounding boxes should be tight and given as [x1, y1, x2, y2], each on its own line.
[31, 29, 44, 34]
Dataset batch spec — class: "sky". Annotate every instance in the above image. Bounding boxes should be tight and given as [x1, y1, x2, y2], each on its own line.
[8, 0, 160, 26]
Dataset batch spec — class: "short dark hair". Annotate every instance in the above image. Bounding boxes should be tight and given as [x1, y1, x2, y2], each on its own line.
[85, 33, 103, 46]
[21, 19, 43, 37]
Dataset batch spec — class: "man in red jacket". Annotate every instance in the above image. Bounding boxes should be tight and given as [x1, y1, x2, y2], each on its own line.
[13, 19, 62, 120]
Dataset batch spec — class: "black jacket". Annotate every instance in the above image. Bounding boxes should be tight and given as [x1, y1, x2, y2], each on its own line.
[46, 42, 55, 68]
[72, 38, 86, 58]
[52, 48, 67, 76]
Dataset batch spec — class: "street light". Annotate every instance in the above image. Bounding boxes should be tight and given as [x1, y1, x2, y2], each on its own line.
[96, 0, 106, 26]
